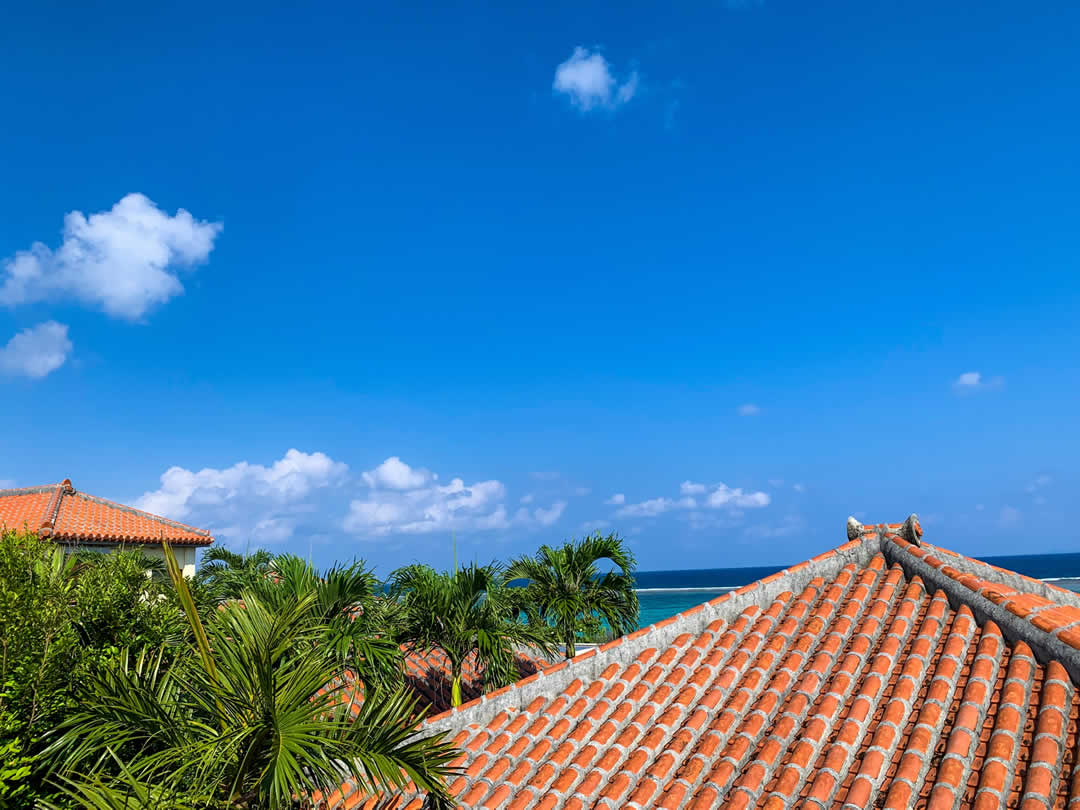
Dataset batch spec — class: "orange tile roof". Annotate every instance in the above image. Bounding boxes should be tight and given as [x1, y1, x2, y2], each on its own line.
[0, 480, 212, 546]
[322, 516, 1080, 810]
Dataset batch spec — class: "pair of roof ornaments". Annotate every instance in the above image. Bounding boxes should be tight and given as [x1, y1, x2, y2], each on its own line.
[846, 514, 923, 547]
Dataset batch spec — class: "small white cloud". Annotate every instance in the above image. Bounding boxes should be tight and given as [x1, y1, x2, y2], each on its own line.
[1, 194, 222, 321]
[1026, 475, 1052, 493]
[953, 371, 1003, 393]
[573, 486, 591, 497]
[768, 479, 784, 488]
[137, 449, 348, 544]
[553, 47, 639, 112]
[347, 458, 563, 537]
[616, 497, 674, 518]
[705, 483, 770, 509]
[0, 479, 15, 489]
[531, 471, 561, 481]
[999, 505, 1022, 527]
[975, 503, 985, 512]
[615, 481, 769, 519]
[360, 456, 432, 490]
[737, 403, 760, 416]
[535, 501, 567, 526]
[0, 321, 72, 379]
[792, 483, 805, 493]
[604, 493, 626, 505]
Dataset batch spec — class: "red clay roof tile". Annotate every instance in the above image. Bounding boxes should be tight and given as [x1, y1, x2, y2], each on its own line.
[0, 480, 212, 545]
[323, 517, 1080, 810]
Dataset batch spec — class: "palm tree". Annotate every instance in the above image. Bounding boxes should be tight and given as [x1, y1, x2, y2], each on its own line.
[390, 562, 555, 707]
[45, 545, 458, 810]
[250, 554, 406, 694]
[507, 532, 639, 660]
[195, 547, 274, 600]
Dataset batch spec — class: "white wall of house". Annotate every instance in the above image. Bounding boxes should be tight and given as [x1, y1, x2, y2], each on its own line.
[63, 542, 198, 578]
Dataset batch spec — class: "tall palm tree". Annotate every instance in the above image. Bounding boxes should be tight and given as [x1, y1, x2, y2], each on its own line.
[194, 547, 274, 600]
[45, 545, 458, 810]
[507, 532, 639, 659]
[390, 562, 555, 707]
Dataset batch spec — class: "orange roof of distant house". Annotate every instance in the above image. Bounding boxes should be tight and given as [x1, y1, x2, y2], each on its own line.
[321, 516, 1080, 810]
[0, 479, 213, 546]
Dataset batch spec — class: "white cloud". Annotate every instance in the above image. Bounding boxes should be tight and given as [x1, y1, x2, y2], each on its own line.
[346, 457, 566, 536]
[616, 497, 675, 518]
[604, 493, 626, 505]
[0, 321, 72, 379]
[0, 479, 15, 489]
[999, 505, 1022, 527]
[737, 403, 760, 416]
[0, 193, 222, 321]
[975, 503, 985, 512]
[615, 481, 769, 519]
[553, 47, 639, 112]
[573, 486, 591, 497]
[531, 471, 561, 481]
[768, 479, 784, 488]
[535, 501, 567, 526]
[1026, 475, 1052, 493]
[361, 456, 432, 490]
[136, 449, 348, 545]
[953, 371, 1004, 393]
[705, 483, 770, 509]
[793, 483, 805, 493]
[520, 493, 535, 504]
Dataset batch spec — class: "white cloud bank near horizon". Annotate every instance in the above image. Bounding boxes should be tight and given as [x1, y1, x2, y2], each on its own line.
[0, 193, 222, 321]
[553, 47, 638, 112]
[614, 480, 770, 520]
[345, 456, 566, 537]
[137, 449, 348, 545]
[0, 321, 72, 379]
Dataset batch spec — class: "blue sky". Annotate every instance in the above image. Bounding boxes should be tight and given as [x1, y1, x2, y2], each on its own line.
[1, 0, 1077, 574]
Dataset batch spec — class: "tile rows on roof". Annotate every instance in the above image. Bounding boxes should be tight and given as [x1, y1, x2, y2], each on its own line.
[894, 535, 1080, 659]
[324, 541, 1080, 809]
[0, 480, 212, 545]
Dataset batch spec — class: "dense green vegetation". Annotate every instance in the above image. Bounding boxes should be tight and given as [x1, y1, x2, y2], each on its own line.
[0, 529, 637, 809]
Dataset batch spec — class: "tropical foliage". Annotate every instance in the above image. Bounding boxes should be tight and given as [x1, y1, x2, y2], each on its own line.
[507, 531, 638, 659]
[391, 561, 556, 706]
[46, 546, 458, 810]
[194, 546, 274, 600]
[0, 527, 641, 808]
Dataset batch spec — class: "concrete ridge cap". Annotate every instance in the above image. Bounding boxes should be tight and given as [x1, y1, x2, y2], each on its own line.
[880, 534, 1080, 684]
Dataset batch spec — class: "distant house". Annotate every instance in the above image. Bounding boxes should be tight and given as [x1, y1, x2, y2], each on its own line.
[0, 479, 212, 577]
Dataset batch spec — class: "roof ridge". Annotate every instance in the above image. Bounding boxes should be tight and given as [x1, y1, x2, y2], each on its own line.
[66, 490, 212, 537]
[37, 480, 72, 536]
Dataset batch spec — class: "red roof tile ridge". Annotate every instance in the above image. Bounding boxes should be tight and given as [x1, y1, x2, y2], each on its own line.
[60, 489, 213, 539]
[881, 530, 1080, 684]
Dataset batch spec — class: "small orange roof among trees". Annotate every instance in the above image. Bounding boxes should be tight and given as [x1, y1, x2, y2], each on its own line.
[0, 479, 213, 546]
